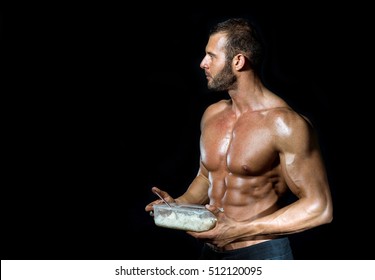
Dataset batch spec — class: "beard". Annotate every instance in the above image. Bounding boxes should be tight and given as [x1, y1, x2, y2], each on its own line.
[207, 61, 237, 91]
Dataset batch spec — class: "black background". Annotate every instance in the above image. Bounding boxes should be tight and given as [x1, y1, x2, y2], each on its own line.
[3, 3, 374, 260]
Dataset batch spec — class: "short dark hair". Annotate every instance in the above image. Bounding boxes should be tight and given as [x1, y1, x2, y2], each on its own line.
[209, 18, 264, 71]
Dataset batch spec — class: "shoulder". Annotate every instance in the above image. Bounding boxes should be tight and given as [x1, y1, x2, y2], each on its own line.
[201, 99, 231, 120]
[265, 107, 312, 130]
[266, 107, 317, 151]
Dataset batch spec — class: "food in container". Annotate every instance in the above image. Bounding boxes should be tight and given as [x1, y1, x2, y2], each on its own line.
[153, 203, 217, 232]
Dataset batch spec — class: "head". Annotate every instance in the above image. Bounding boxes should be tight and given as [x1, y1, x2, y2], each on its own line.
[200, 18, 264, 91]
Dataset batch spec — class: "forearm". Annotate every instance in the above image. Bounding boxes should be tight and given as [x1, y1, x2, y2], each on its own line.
[175, 174, 210, 205]
[240, 198, 333, 237]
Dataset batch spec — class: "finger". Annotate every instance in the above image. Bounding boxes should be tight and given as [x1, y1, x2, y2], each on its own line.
[205, 205, 224, 215]
[216, 207, 224, 214]
[152, 186, 162, 194]
[151, 186, 158, 191]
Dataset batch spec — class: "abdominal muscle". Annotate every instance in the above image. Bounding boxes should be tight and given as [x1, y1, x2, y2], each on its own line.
[207, 170, 284, 250]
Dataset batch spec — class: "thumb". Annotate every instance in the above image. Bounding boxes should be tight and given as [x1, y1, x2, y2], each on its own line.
[205, 204, 224, 215]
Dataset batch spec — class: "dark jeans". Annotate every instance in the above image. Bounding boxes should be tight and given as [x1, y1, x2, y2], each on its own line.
[200, 237, 294, 260]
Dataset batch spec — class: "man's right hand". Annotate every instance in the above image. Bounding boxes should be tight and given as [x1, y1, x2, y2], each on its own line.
[145, 186, 175, 213]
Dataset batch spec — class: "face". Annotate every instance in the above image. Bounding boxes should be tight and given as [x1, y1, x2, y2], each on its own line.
[200, 33, 237, 91]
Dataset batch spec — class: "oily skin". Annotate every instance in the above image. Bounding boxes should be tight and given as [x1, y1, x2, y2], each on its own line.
[145, 32, 333, 250]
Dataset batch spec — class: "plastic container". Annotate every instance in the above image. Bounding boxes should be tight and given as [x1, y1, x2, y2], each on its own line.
[153, 203, 217, 232]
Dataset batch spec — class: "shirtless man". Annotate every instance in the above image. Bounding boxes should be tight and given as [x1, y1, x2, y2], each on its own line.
[145, 17, 333, 260]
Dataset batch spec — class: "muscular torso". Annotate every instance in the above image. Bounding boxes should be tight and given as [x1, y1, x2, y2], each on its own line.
[201, 101, 291, 224]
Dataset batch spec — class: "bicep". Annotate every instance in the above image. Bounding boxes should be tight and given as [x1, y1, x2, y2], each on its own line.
[278, 118, 330, 202]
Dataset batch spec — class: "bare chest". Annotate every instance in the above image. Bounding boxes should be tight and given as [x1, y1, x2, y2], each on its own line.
[200, 114, 278, 175]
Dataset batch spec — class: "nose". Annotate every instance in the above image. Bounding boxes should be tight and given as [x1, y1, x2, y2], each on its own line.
[200, 56, 208, 69]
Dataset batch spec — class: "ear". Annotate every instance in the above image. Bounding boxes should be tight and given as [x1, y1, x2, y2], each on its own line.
[233, 54, 246, 70]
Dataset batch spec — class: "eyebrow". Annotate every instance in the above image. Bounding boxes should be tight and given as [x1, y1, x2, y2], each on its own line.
[206, 51, 217, 58]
